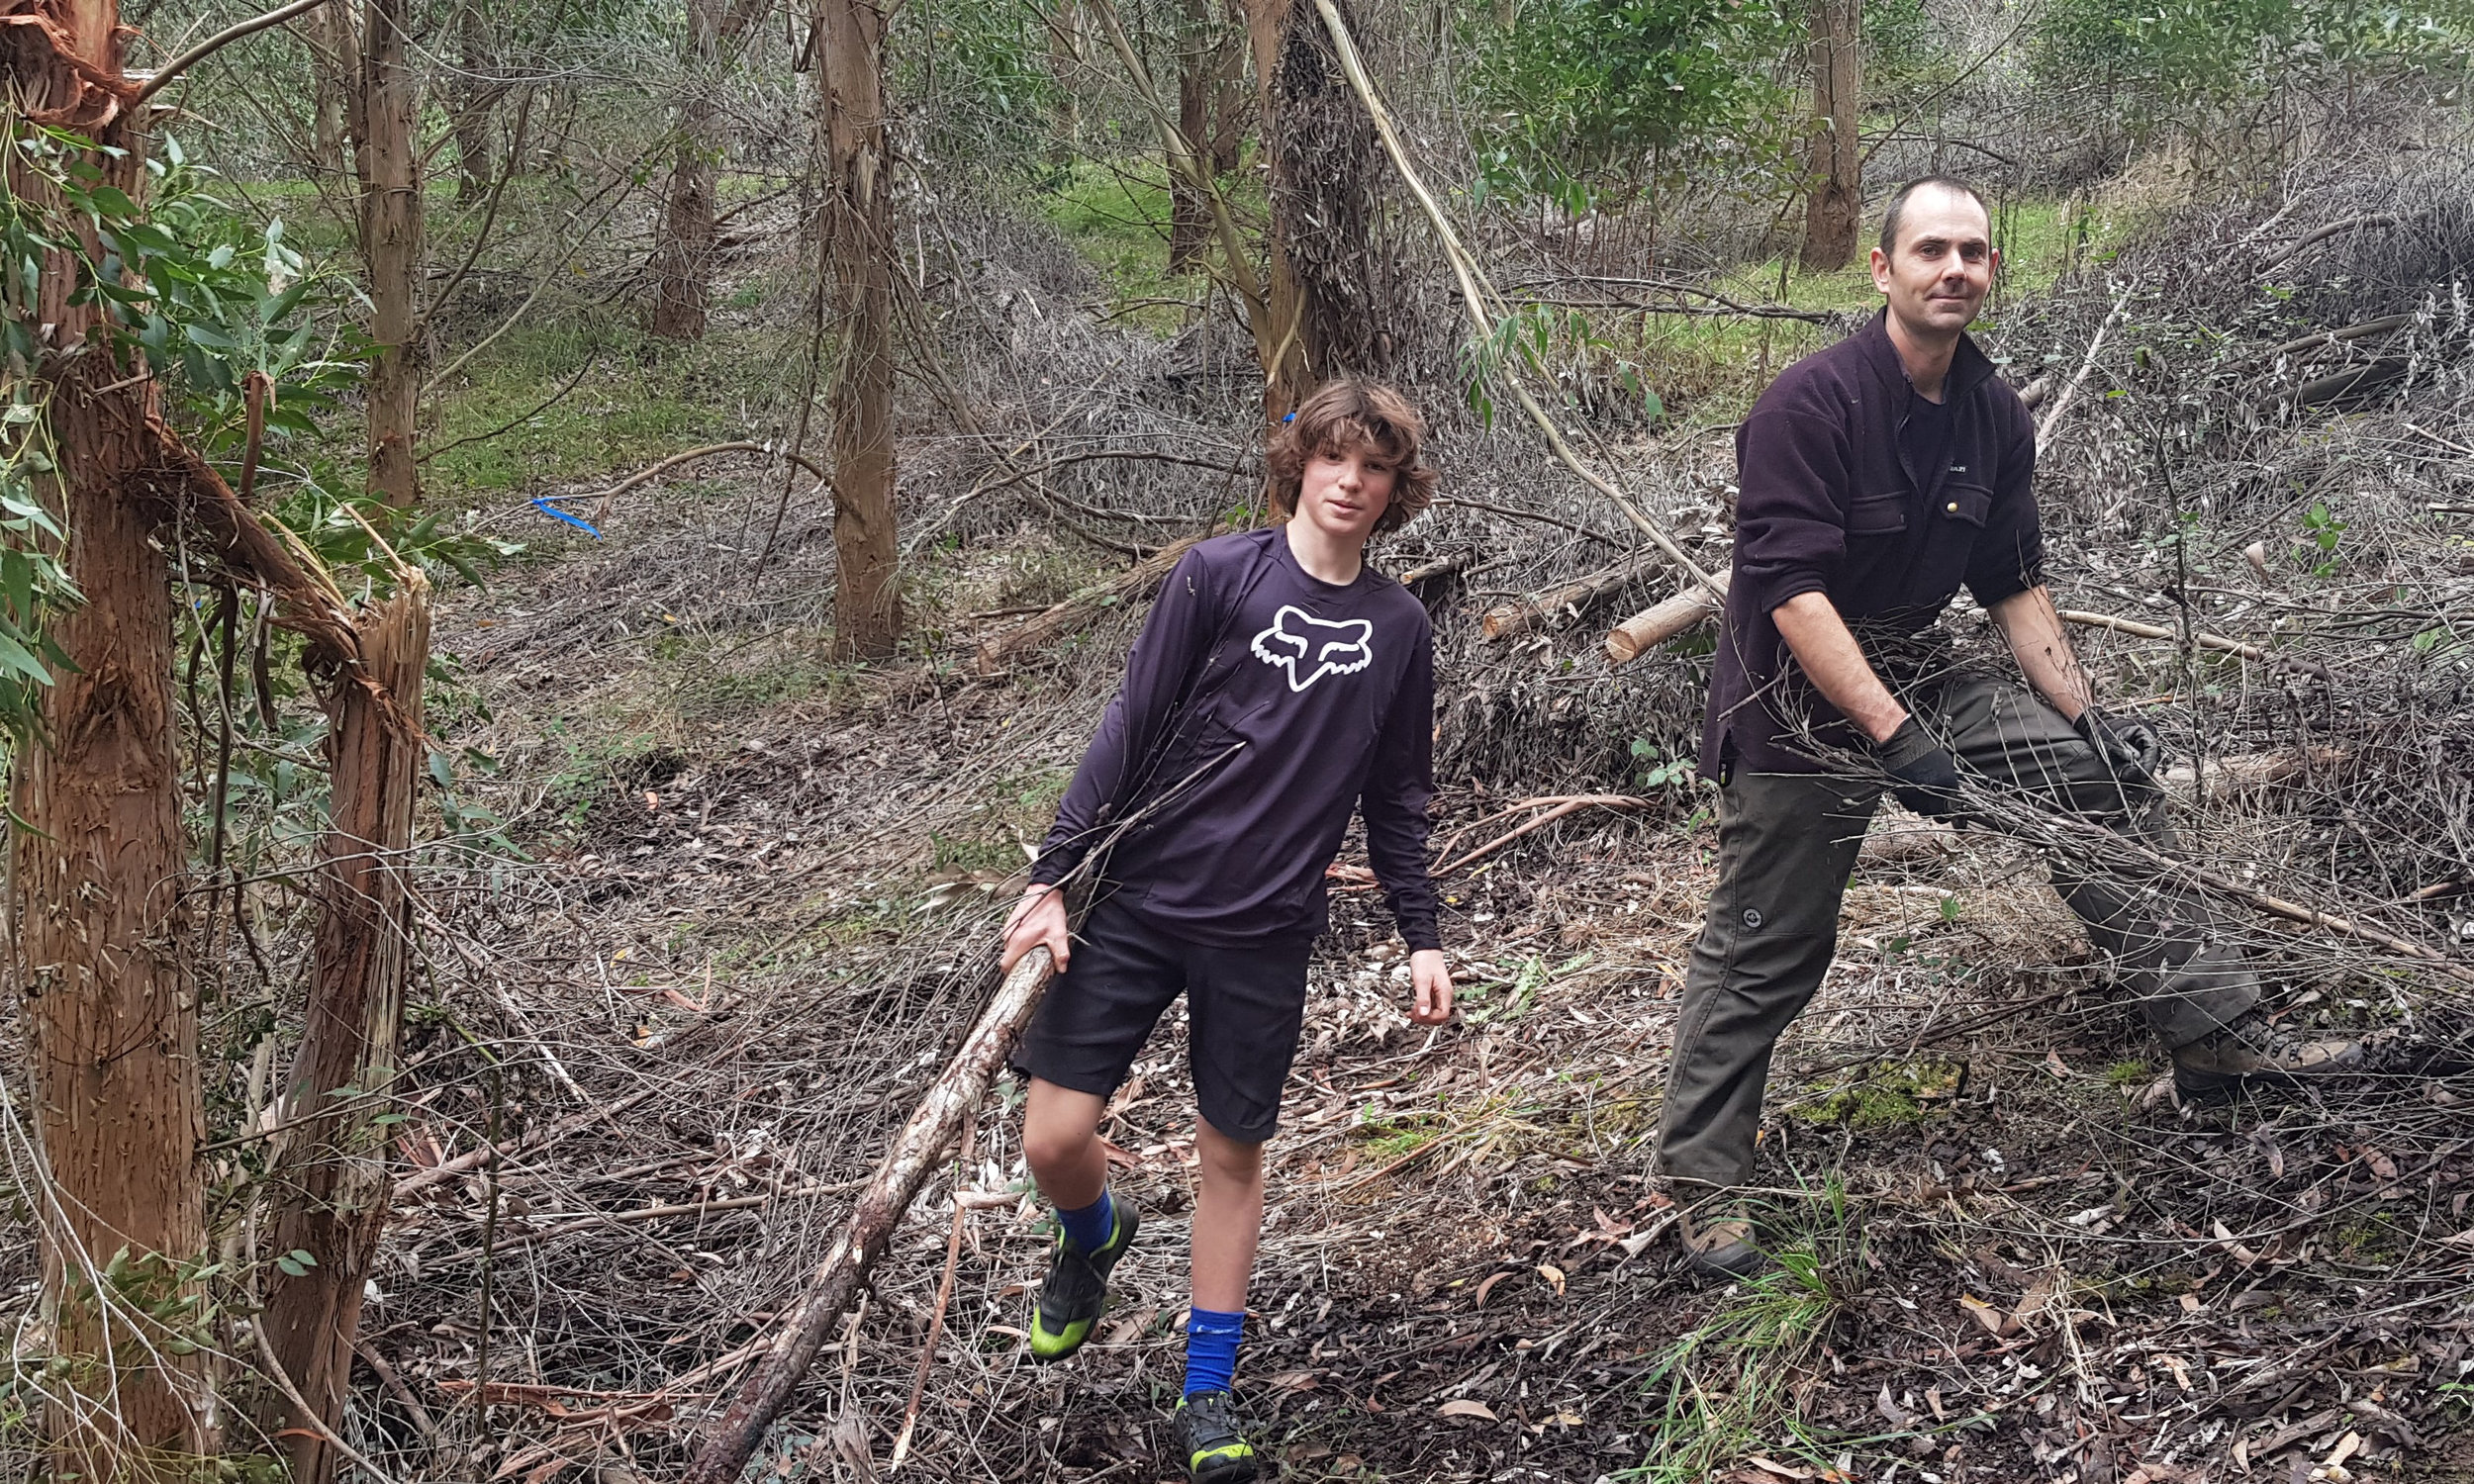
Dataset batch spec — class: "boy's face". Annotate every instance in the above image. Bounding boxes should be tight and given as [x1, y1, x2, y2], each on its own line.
[1294, 442, 1397, 543]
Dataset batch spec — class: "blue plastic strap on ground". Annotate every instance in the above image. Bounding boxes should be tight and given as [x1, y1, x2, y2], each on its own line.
[530, 496, 602, 538]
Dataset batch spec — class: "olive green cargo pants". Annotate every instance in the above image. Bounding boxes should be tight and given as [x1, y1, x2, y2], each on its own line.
[1656, 673, 2259, 1189]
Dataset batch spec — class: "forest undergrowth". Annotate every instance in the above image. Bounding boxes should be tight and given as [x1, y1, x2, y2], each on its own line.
[152, 120, 2474, 1484]
[10, 65, 2474, 1484]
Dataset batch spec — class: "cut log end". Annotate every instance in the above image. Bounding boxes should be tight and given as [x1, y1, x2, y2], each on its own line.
[1604, 575, 1729, 666]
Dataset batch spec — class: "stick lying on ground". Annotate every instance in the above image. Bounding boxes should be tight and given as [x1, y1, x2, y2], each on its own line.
[586, 441, 830, 523]
[1433, 795, 1652, 876]
[1604, 571, 1731, 664]
[976, 532, 1210, 673]
[2056, 608, 2332, 679]
[1599, 578, 2329, 681]
[680, 946, 1057, 1484]
[1481, 550, 1665, 640]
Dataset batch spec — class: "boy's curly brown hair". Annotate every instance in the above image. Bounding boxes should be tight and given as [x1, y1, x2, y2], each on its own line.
[1266, 378, 1438, 536]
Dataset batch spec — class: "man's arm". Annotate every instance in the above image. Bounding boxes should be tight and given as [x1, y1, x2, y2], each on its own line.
[1773, 590, 1964, 814]
[1988, 585, 2092, 721]
[1771, 591, 1908, 744]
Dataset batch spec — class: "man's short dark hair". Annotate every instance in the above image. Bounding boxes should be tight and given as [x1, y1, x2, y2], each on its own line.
[1878, 175, 1989, 257]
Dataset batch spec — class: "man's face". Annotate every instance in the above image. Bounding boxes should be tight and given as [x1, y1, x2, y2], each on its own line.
[1869, 187, 1997, 339]
[1294, 442, 1397, 542]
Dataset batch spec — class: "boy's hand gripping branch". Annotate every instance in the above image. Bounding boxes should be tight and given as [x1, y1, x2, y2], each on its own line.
[1002, 885, 1073, 974]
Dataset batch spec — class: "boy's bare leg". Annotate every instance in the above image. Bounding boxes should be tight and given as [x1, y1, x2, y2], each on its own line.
[1022, 1077, 1107, 1210]
[1190, 1117, 1266, 1313]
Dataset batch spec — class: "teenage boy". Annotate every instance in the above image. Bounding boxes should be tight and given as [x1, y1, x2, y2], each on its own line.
[999, 378, 1454, 1484]
[1665, 176, 2363, 1277]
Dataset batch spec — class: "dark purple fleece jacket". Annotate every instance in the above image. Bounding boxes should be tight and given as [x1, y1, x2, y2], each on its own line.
[1030, 527, 1440, 951]
[1701, 311, 2044, 776]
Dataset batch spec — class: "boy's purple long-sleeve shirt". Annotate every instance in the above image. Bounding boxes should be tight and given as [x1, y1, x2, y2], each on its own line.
[1030, 527, 1441, 952]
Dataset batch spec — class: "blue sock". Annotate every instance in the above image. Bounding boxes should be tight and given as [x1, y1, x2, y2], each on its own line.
[1056, 1190, 1114, 1254]
[1184, 1308, 1245, 1397]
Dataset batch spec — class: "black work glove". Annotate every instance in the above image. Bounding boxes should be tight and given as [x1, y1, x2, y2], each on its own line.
[2074, 706, 2164, 791]
[1875, 715, 1963, 817]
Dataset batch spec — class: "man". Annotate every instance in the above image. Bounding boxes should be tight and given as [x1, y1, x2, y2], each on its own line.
[1664, 176, 2363, 1277]
[999, 378, 1453, 1483]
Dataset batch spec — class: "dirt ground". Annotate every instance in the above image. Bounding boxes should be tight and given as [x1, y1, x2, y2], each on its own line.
[341, 469, 2474, 1484]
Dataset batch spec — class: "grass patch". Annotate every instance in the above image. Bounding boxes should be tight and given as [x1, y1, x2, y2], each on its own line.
[1036, 155, 1269, 333]
[423, 321, 756, 505]
[1617, 1181, 1859, 1482]
[1791, 1059, 1965, 1129]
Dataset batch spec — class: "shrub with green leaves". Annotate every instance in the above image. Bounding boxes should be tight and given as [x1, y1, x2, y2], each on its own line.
[1464, 0, 1800, 215]
[2035, 0, 2474, 127]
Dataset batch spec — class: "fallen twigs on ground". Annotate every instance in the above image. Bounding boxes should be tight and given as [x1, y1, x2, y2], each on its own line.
[1433, 794, 1652, 877]
[586, 441, 830, 522]
[679, 946, 1057, 1483]
[2057, 607, 2333, 679]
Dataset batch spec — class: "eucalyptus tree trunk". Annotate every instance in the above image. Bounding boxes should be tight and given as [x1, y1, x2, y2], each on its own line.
[1799, 0, 1861, 270]
[1240, 0, 1399, 417]
[1170, 0, 1212, 271]
[653, 0, 723, 338]
[257, 583, 430, 1484]
[450, 5, 495, 200]
[353, 0, 422, 505]
[303, 0, 358, 181]
[4, 25, 214, 1481]
[817, 0, 901, 658]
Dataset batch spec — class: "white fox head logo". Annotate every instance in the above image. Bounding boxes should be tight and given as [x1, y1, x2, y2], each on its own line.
[1250, 605, 1375, 693]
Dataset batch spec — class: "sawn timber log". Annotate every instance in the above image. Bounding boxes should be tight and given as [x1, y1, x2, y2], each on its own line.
[680, 946, 1059, 1483]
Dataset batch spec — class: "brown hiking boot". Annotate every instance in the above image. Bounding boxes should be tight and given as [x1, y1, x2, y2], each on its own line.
[1675, 1199, 1764, 1278]
[2172, 1012, 2365, 1098]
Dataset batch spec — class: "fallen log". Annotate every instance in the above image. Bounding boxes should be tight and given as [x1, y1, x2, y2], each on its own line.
[1481, 548, 1665, 640]
[1398, 550, 1475, 586]
[1604, 570, 1731, 664]
[975, 532, 1210, 673]
[681, 947, 1058, 1484]
[2159, 746, 2349, 798]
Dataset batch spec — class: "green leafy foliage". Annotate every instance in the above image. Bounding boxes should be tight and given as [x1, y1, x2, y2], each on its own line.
[899, 0, 1060, 179]
[1463, 0, 1799, 213]
[2035, 0, 2474, 122]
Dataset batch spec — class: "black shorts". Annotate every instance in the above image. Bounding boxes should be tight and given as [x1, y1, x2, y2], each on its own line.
[1011, 895, 1314, 1143]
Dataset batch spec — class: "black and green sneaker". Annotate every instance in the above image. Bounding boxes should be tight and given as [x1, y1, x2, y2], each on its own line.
[1172, 1389, 1257, 1483]
[1026, 1198, 1139, 1363]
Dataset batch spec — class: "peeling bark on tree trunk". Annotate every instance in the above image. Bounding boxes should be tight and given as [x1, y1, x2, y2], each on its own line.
[653, 0, 724, 339]
[258, 582, 431, 1484]
[1241, 0, 1395, 418]
[817, 0, 901, 659]
[1169, 0, 1242, 273]
[11, 355, 216, 1481]
[3, 29, 213, 1458]
[303, 0, 357, 180]
[1171, 0, 1212, 272]
[1798, 0, 1860, 271]
[355, 0, 421, 506]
